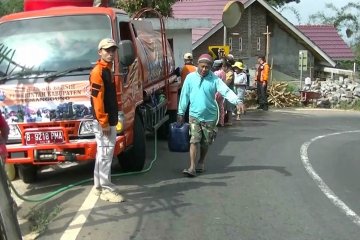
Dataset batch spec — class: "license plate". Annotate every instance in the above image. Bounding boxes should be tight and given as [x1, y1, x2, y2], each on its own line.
[25, 131, 64, 145]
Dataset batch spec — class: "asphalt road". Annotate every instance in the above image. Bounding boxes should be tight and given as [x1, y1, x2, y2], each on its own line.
[12, 109, 360, 240]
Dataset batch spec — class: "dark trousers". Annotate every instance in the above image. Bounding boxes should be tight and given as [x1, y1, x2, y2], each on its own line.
[257, 82, 268, 109]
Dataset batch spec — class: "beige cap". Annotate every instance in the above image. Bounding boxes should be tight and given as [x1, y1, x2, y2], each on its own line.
[98, 38, 118, 50]
[184, 52, 193, 60]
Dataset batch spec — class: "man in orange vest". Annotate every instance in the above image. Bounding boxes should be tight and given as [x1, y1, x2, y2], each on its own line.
[180, 52, 197, 87]
[180, 53, 197, 122]
[255, 56, 270, 111]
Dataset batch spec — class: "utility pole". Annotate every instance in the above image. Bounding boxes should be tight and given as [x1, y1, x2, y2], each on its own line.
[223, 26, 227, 46]
[263, 25, 271, 62]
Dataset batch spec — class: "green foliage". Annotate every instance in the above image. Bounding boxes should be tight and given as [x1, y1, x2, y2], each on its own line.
[336, 99, 360, 111]
[116, 0, 177, 16]
[308, 2, 360, 70]
[0, 0, 23, 16]
[278, 6, 301, 25]
[285, 82, 297, 93]
[116, 0, 144, 16]
[267, 0, 300, 8]
[116, 0, 301, 17]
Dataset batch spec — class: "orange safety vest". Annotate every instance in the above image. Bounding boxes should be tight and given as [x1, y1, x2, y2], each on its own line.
[255, 63, 270, 82]
[180, 64, 196, 86]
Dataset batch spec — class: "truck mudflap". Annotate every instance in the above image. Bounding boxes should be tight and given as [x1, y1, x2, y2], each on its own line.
[5, 135, 126, 165]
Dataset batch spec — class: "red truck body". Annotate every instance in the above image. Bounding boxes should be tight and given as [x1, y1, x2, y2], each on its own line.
[0, 1, 180, 183]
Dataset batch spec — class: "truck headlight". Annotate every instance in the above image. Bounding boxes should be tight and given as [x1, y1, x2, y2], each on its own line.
[79, 120, 94, 136]
[8, 124, 21, 141]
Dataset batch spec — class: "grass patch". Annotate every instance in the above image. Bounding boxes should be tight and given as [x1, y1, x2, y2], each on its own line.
[336, 99, 360, 111]
[285, 82, 298, 93]
[28, 205, 62, 235]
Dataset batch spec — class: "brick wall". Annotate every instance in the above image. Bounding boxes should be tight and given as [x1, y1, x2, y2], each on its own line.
[194, 2, 267, 66]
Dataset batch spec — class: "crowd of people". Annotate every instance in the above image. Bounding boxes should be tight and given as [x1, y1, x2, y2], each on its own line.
[179, 50, 270, 125]
[177, 50, 270, 177]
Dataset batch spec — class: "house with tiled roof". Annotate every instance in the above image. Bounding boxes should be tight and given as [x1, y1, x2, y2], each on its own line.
[297, 25, 354, 61]
[172, 0, 355, 81]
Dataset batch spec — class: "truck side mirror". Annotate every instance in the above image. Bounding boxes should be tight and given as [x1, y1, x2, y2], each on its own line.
[118, 40, 135, 67]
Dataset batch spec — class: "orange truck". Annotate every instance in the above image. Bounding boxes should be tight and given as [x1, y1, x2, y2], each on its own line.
[0, 0, 180, 183]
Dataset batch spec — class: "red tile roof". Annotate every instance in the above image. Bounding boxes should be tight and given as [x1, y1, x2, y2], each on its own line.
[172, 0, 249, 43]
[297, 25, 355, 61]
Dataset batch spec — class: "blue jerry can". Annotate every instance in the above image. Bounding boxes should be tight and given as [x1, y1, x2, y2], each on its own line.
[168, 122, 190, 152]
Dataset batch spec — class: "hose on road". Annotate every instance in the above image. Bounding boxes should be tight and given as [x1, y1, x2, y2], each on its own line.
[6, 131, 159, 203]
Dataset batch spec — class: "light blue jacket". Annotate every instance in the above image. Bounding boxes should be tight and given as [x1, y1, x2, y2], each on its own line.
[178, 71, 241, 122]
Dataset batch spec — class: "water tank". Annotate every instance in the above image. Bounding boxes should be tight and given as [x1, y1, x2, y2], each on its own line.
[24, 0, 94, 11]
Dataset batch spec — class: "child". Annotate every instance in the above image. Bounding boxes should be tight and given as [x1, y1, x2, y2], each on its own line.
[232, 62, 247, 120]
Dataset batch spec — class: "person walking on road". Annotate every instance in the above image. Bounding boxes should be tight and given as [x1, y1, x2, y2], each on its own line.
[223, 59, 235, 125]
[232, 61, 247, 120]
[89, 38, 124, 203]
[213, 60, 226, 127]
[255, 56, 270, 111]
[177, 53, 244, 177]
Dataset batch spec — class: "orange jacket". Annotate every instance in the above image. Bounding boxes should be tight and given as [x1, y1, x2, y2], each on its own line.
[89, 59, 118, 128]
[255, 63, 270, 82]
[180, 64, 196, 86]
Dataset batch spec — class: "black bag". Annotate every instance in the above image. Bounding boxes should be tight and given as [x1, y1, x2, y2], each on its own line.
[168, 122, 190, 152]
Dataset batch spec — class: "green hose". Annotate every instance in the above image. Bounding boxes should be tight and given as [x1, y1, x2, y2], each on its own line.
[7, 131, 159, 203]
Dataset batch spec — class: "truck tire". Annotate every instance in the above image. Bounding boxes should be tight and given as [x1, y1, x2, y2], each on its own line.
[0, 161, 22, 240]
[18, 164, 37, 184]
[118, 113, 146, 172]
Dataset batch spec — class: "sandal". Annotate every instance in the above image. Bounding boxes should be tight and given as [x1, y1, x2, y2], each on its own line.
[183, 168, 196, 177]
[195, 163, 205, 173]
[195, 168, 205, 173]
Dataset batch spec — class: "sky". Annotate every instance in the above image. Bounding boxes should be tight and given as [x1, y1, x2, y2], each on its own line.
[280, 0, 354, 25]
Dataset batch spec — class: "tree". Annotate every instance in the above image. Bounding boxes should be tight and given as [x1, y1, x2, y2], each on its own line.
[0, 0, 23, 17]
[116, 0, 301, 17]
[308, 2, 360, 70]
[267, 0, 300, 8]
[278, 6, 301, 25]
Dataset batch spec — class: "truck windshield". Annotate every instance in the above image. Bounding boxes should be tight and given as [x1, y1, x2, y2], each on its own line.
[0, 15, 112, 77]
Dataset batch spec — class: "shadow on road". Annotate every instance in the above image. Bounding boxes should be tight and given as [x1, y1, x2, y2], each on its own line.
[15, 110, 292, 238]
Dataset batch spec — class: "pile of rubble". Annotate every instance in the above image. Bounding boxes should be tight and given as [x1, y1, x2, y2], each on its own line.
[304, 78, 360, 108]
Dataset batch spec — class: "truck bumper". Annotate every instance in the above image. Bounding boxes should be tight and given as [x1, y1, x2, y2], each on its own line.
[5, 136, 126, 165]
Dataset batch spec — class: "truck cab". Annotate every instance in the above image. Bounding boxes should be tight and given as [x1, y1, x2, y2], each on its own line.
[0, 2, 179, 183]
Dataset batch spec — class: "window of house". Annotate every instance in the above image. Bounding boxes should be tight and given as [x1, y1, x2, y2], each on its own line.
[257, 37, 261, 51]
[239, 37, 242, 51]
[228, 37, 233, 51]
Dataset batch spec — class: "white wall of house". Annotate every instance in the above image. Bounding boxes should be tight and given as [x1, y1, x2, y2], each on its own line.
[149, 18, 211, 69]
[165, 29, 193, 69]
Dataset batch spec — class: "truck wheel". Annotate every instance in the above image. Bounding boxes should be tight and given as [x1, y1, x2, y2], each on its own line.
[18, 164, 37, 184]
[118, 113, 146, 172]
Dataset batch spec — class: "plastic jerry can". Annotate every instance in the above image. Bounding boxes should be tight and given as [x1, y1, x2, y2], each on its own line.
[168, 122, 190, 152]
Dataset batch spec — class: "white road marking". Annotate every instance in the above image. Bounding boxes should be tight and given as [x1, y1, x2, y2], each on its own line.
[60, 189, 99, 240]
[300, 130, 360, 227]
